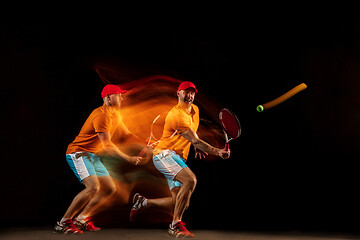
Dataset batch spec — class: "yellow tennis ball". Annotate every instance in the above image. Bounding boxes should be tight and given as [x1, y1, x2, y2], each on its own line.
[256, 105, 264, 112]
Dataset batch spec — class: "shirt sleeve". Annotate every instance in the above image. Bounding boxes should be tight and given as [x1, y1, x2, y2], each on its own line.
[93, 114, 111, 133]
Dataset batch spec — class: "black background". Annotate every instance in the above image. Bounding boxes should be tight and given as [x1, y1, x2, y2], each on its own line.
[1, 14, 360, 233]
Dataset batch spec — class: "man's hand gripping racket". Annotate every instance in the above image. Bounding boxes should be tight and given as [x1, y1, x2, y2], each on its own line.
[219, 108, 241, 159]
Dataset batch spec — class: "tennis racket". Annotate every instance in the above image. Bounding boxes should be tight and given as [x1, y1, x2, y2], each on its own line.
[138, 114, 161, 157]
[219, 108, 241, 151]
[137, 114, 177, 157]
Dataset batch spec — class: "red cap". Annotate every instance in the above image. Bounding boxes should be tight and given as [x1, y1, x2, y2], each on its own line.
[177, 81, 198, 93]
[101, 84, 127, 98]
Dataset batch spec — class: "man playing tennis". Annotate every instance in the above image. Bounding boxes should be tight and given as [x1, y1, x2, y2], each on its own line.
[130, 81, 230, 238]
[54, 84, 141, 234]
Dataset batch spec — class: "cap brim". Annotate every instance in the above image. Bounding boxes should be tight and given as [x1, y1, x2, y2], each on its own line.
[117, 89, 128, 94]
[178, 87, 198, 93]
[187, 87, 198, 93]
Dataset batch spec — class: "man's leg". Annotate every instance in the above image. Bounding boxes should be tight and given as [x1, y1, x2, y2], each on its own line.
[78, 175, 116, 218]
[146, 190, 177, 210]
[130, 186, 180, 222]
[167, 167, 196, 238]
[55, 175, 100, 234]
[172, 167, 197, 221]
[142, 187, 180, 210]
[62, 175, 100, 219]
[73, 175, 116, 231]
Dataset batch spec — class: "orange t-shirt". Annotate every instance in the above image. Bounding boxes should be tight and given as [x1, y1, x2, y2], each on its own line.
[153, 103, 199, 160]
[66, 104, 123, 154]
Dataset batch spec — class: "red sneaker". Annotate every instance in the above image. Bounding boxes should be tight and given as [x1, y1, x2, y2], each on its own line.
[168, 221, 195, 238]
[74, 217, 101, 231]
[54, 219, 83, 234]
[130, 193, 146, 223]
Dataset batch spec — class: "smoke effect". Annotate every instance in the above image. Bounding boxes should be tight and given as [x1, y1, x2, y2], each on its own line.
[91, 64, 226, 226]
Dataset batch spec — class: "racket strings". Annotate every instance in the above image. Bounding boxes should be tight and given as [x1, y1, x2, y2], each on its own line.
[144, 114, 177, 149]
[220, 110, 241, 138]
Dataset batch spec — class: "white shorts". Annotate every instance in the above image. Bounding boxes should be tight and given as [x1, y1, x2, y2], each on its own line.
[66, 152, 110, 183]
[153, 150, 188, 190]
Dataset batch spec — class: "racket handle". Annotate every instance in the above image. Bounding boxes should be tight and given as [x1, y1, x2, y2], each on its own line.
[224, 143, 229, 151]
[138, 147, 147, 157]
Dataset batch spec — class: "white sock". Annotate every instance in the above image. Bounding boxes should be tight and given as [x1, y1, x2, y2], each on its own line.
[142, 199, 148, 208]
[76, 214, 87, 221]
[171, 220, 180, 227]
[60, 218, 70, 224]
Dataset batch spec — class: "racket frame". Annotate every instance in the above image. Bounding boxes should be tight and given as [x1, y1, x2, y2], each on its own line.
[219, 108, 241, 151]
[138, 114, 177, 157]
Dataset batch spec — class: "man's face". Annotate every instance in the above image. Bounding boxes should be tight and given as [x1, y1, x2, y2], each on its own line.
[108, 93, 123, 108]
[178, 88, 196, 106]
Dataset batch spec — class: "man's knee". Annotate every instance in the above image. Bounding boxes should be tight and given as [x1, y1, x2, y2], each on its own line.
[190, 177, 197, 189]
[175, 168, 197, 190]
[86, 184, 100, 196]
[184, 176, 197, 190]
[98, 176, 117, 196]
[105, 185, 116, 196]
[83, 176, 100, 196]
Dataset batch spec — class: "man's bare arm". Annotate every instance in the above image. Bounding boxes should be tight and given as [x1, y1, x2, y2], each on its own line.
[180, 129, 230, 159]
[97, 132, 141, 164]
